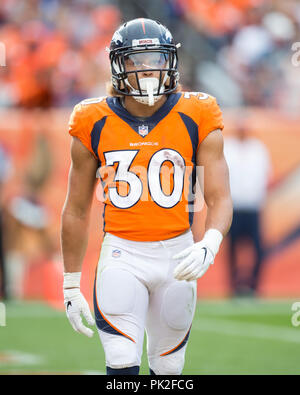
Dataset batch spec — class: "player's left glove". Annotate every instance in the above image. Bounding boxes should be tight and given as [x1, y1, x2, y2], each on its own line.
[173, 229, 223, 281]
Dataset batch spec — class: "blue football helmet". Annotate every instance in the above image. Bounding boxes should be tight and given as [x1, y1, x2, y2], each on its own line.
[109, 18, 180, 105]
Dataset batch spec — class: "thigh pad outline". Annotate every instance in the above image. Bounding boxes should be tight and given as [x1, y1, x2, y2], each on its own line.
[98, 268, 137, 316]
[161, 281, 196, 331]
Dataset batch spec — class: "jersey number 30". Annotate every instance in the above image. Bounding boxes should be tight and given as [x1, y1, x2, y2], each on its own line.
[103, 149, 185, 209]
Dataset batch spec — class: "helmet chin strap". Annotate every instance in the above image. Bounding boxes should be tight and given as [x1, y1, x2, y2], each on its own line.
[125, 75, 168, 106]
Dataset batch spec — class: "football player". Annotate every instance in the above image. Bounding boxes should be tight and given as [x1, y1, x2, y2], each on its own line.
[61, 18, 232, 375]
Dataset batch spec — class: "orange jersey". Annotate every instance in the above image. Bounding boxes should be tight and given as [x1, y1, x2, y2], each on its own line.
[68, 92, 224, 241]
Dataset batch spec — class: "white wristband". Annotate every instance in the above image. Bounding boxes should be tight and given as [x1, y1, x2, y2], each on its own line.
[63, 272, 81, 289]
[202, 229, 223, 257]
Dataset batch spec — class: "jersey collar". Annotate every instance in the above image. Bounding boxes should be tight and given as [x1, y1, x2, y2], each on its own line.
[106, 93, 181, 137]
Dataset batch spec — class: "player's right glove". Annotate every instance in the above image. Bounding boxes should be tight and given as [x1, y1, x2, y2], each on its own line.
[63, 272, 95, 338]
[173, 229, 223, 281]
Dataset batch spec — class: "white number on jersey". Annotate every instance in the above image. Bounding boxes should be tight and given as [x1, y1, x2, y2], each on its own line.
[103, 149, 185, 209]
[183, 92, 209, 100]
[80, 97, 106, 105]
[104, 150, 143, 209]
[148, 149, 185, 208]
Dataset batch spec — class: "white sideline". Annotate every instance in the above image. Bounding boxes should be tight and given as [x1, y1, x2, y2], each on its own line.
[196, 299, 296, 315]
[194, 318, 300, 344]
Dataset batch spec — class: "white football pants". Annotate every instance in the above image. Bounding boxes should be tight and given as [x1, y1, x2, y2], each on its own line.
[93, 230, 197, 375]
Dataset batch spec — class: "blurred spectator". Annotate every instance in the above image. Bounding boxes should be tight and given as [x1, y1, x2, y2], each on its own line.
[224, 123, 272, 297]
[5, 196, 51, 299]
[4, 134, 54, 299]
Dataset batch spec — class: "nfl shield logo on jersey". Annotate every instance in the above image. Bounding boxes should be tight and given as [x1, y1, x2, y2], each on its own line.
[112, 249, 121, 258]
[138, 125, 149, 137]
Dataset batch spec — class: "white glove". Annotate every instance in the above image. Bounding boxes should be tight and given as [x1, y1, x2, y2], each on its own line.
[63, 272, 95, 338]
[173, 229, 223, 281]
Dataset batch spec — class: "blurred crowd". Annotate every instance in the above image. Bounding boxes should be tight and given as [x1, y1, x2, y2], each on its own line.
[0, 0, 299, 111]
[0, 0, 120, 108]
[178, 0, 300, 111]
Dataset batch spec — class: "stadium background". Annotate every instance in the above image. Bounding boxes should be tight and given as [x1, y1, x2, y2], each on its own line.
[0, 0, 300, 375]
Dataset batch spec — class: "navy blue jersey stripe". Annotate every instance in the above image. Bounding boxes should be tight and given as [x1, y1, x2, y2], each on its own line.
[102, 203, 106, 233]
[178, 112, 199, 226]
[91, 116, 107, 159]
[178, 112, 198, 163]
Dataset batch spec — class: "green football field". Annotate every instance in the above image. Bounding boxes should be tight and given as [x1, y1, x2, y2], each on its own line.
[0, 299, 299, 375]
